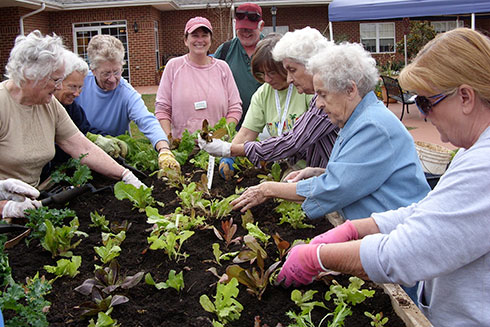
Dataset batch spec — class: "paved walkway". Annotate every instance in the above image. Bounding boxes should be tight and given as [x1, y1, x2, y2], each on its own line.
[135, 85, 456, 150]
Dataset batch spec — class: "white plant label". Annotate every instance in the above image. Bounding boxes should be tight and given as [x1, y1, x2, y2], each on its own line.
[207, 155, 215, 189]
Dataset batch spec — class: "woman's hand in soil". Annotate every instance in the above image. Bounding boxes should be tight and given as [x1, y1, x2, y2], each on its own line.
[197, 135, 232, 157]
[310, 220, 359, 245]
[121, 169, 147, 189]
[231, 184, 268, 212]
[283, 167, 326, 183]
[158, 149, 181, 172]
[2, 198, 42, 218]
[276, 243, 327, 287]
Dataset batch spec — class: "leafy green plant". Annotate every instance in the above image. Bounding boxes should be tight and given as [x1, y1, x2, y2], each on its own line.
[190, 150, 214, 170]
[147, 230, 194, 261]
[365, 311, 389, 327]
[158, 166, 186, 189]
[225, 251, 281, 300]
[50, 153, 93, 186]
[90, 211, 110, 232]
[171, 129, 199, 166]
[115, 132, 159, 171]
[0, 235, 13, 287]
[208, 195, 239, 220]
[210, 243, 239, 266]
[114, 181, 159, 212]
[233, 235, 267, 264]
[245, 222, 270, 244]
[76, 287, 128, 317]
[101, 231, 126, 247]
[396, 20, 436, 62]
[25, 207, 77, 241]
[75, 260, 144, 296]
[257, 162, 282, 182]
[41, 217, 88, 258]
[94, 238, 122, 264]
[145, 270, 184, 292]
[44, 255, 82, 280]
[274, 201, 314, 229]
[109, 220, 132, 234]
[176, 182, 210, 211]
[88, 308, 121, 327]
[286, 289, 327, 327]
[199, 278, 243, 326]
[0, 272, 52, 327]
[213, 218, 239, 249]
[146, 206, 206, 234]
[272, 233, 290, 261]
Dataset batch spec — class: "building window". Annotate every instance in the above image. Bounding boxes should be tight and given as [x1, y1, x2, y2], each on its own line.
[360, 22, 395, 53]
[431, 20, 464, 33]
[154, 21, 160, 71]
[73, 21, 130, 82]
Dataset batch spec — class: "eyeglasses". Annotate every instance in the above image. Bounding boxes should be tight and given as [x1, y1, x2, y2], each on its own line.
[254, 70, 278, 81]
[65, 83, 83, 93]
[415, 92, 453, 116]
[99, 69, 123, 79]
[49, 76, 64, 87]
[235, 11, 261, 22]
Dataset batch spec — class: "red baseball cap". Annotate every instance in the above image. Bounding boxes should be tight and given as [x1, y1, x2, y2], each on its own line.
[185, 16, 213, 34]
[235, 3, 262, 30]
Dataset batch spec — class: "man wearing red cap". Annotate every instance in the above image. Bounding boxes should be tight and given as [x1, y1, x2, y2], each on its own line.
[214, 2, 264, 179]
[214, 2, 264, 127]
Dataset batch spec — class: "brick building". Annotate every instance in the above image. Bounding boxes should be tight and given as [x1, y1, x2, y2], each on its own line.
[0, 0, 489, 87]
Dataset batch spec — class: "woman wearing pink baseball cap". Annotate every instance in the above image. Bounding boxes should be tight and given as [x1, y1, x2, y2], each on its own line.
[155, 17, 242, 138]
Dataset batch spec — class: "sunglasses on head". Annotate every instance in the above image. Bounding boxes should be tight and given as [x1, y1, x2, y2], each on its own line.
[414, 93, 450, 116]
[235, 11, 261, 22]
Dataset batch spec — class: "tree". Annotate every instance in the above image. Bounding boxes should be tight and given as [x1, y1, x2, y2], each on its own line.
[397, 20, 437, 62]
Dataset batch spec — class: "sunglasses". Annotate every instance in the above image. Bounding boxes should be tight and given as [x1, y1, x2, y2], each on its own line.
[235, 11, 261, 22]
[414, 93, 450, 116]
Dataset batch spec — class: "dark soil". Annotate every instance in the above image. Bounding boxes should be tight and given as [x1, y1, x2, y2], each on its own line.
[5, 161, 406, 327]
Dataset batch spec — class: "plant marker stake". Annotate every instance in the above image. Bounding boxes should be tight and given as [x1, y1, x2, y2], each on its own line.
[207, 155, 215, 189]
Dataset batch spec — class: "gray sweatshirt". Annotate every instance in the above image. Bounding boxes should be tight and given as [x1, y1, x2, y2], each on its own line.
[361, 127, 490, 327]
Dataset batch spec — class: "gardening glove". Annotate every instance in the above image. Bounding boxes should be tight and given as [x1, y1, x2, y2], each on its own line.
[276, 243, 327, 287]
[219, 157, 235, 181]
[106, 136, 129, 158]
[310, 220, 359, 245]
[121, 169, 146, 189]
[2, 198, 42, 218]
[158, 149, 181, 173]
[0, 178, 40, 202]
[86, 132, 124, 158]
[197, 135, 232, 157]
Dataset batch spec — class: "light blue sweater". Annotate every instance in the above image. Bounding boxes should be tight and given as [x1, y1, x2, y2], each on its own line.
[362, 127, 490, 327]
[75, 72, 168, 148]
[296, 91, 429, 220]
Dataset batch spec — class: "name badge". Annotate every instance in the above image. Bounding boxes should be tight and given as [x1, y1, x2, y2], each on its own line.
[194, 100, 207, 110]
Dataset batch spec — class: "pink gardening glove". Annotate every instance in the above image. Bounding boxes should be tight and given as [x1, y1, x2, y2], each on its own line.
[276, 243, 326, 287]
[310, 220, 359, 245]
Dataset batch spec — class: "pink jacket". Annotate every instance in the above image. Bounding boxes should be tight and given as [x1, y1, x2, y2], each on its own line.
[155, 54, 242, 138]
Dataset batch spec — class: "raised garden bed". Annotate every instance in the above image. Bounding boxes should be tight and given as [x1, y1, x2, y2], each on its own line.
[3, 159, 417, 327]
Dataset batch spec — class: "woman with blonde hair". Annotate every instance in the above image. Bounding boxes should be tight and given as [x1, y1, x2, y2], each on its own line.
[277, 28, 490, 327]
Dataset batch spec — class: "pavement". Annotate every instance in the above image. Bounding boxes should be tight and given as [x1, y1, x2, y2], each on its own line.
[135, 85, 456, 150]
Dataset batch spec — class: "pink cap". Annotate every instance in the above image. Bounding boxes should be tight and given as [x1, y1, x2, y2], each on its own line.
[235, 3, 262, 30]
[185, 16, 213, 34]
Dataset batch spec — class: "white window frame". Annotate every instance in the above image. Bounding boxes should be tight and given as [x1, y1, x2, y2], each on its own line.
[360, 22, 395, 54]
[72, 21, 131, 82]
[154, 21, 160, 71]
[431, 20, 464, 33]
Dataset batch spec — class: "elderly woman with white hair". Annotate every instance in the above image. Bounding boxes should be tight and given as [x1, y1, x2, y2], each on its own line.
[232, 41, 429, 222]
[75, 34, 180, 174]
[199, 27, 339, 173]
[0, 30, 145, 219]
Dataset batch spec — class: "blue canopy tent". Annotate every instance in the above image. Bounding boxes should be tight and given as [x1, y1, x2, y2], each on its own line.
[327, 0, 490, 64]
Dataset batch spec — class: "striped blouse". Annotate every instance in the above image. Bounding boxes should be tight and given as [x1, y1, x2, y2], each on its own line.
[244, 95, 339, 168]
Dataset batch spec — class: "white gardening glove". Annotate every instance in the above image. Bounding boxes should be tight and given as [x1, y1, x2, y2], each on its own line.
[0, 178, 40, 201]
[121, 169, 147, 189]
[2, 198, 42, 218]
[197, 135, 232, 157]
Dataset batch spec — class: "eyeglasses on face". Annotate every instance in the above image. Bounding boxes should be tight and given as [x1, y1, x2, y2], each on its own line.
[235, 11, 261, 22]
[99, 69, 123, 79]
[65, 83, 83, 93]
[49, 76, 64, 87]
[254, 70, 278, 80]
[415, 92, 452, 116]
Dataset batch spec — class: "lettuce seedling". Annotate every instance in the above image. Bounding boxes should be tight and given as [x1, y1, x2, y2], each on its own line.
[114, 181, 158, 212]
[213, 218, 239, 249]
[233, 235, 267, 264]
[225, 251, 281, 300]
[176, 182, 210, 211]
[101, 231, 126, 247]
[210, 243, 239, 266]
[272, 233, 290, 261]
[171, 129, 199, 166]
[90, 211, 110, 232]
[147, 230, 194, 261]
[257, 162, 282, 182]
[240, 210, 254, 229]
[76, 287, 128, 317]
[44, 255, 82, 280]
[199, 278, 243, 326]
[88, 308, 121, 327]
[75, 260, 144, 296]
[208, 195, 239, 220]
[94, 239, 122, 264]
[50, 153, 92, 187]
[115, 132, 159, 171]
[158, 166, 186, 189]
[25, 207, 76, 242]
[109, 220, 132, 234]
[41, 217, 88, 258]
[274, 200, 314, 229]
[286, 289, 327, 327]
[365, 312, 389, 327]
[245, 222, 270, 245]
[145, 270, 184, 292]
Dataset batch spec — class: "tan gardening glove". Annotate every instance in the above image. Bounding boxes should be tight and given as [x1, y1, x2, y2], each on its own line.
[158, 149, 181, 175]
[86, 133, 128, 158]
